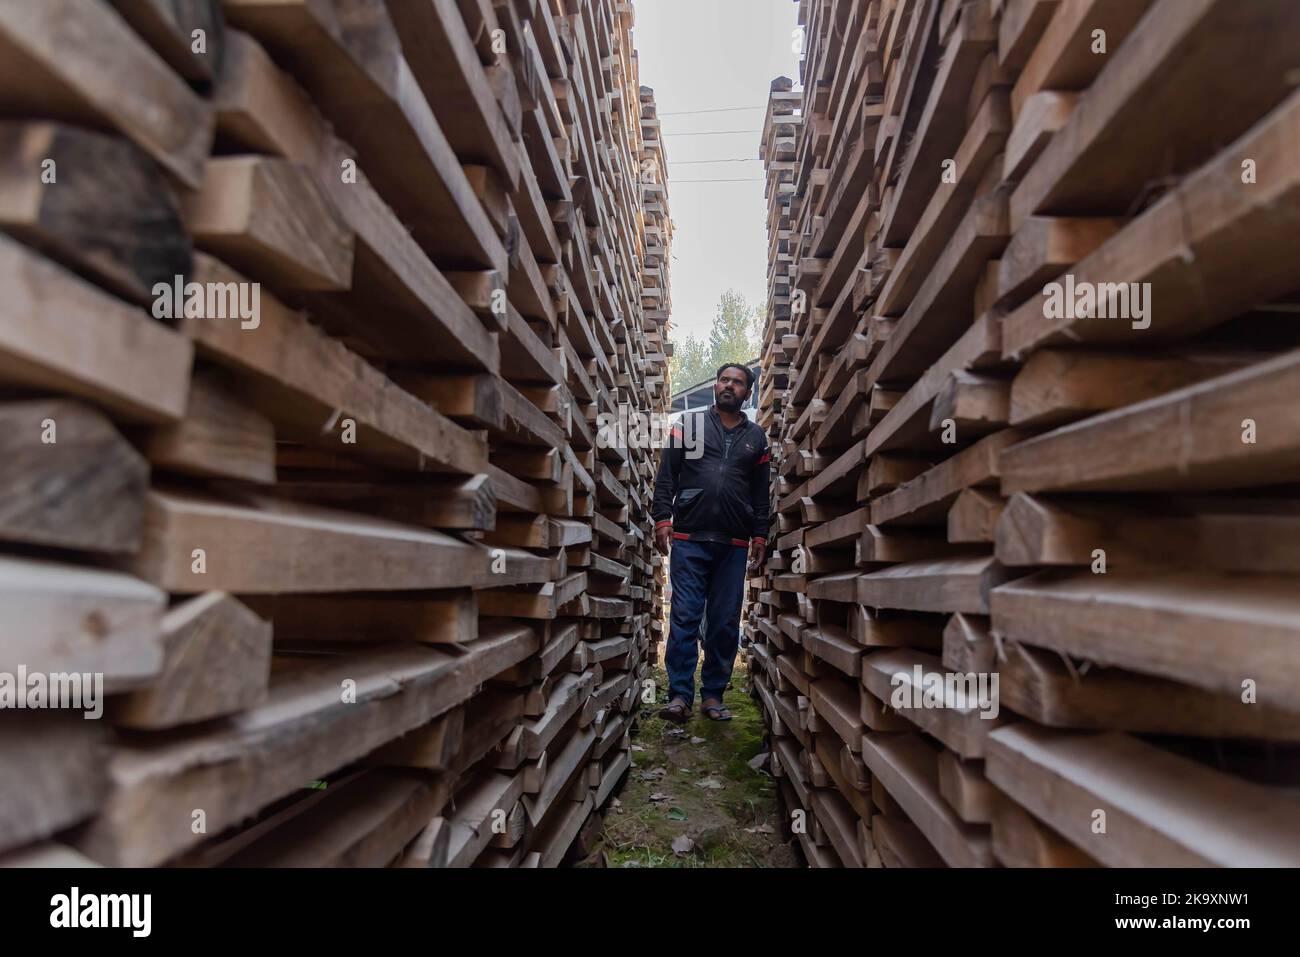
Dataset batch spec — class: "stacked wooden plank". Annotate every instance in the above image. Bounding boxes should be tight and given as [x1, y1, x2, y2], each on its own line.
[0, 0, 668, 868]
[747, 0, 1300, 868]
[639, 82, 672, 667]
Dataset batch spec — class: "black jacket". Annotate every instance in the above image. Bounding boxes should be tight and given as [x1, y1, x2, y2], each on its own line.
[651, 406, 771, 546]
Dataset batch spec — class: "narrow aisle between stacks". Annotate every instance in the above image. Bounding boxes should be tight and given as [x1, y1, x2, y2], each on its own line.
[580, 663, 797, 868]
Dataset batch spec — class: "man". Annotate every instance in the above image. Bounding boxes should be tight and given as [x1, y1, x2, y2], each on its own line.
[651, 363, 770, 722]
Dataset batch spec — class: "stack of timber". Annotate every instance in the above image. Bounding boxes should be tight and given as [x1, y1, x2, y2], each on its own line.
[639, 82, 673, 667]
[747, 0, 1300, 868]
[0, 0, 670, 869]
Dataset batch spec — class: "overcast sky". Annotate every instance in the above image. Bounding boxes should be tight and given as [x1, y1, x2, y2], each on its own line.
[634, 0, 801, 345]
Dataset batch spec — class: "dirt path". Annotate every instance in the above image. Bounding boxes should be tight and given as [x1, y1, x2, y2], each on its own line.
[579, 661, 797, 868]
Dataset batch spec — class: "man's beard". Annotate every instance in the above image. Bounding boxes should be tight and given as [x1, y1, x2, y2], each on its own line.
[716, 391, 743, 411]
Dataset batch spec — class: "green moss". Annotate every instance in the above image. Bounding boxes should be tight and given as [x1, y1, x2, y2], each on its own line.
[581, 660, 796, 869]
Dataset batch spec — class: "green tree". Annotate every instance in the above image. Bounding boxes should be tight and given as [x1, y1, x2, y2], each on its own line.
[669, 290, 763, 392]
[669, 334, 711, 391]
[708, 289, 760, 369]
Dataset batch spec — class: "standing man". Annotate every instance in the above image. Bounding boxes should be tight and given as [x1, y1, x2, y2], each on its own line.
[651, 364, 770, 722]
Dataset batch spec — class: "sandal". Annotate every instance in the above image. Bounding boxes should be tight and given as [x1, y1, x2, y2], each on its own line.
[658, 698, 691, 724]
[701, 699, 733, 721]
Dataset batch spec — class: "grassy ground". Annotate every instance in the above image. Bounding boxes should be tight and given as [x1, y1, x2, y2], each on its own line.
[578, 659, 797, 868]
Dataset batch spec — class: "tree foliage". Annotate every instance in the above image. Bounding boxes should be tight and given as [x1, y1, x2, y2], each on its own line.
[668, 289, 763, 392]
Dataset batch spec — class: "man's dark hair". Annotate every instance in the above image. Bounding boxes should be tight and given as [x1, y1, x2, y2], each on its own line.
[717, 363, 755, 392]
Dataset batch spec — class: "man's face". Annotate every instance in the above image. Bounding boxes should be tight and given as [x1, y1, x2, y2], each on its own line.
[714, 367, 750, 412]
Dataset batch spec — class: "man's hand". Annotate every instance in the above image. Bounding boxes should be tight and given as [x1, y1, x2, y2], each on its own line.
[654, 524, 672, 554]
[747, 539, 767, 573]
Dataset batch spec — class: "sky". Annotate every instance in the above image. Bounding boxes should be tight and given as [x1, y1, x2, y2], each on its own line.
[633, 0, 801, 346]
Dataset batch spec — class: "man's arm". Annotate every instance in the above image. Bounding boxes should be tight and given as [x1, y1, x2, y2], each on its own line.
[651, 424, 684, 549]
[748, 438, 771, 568]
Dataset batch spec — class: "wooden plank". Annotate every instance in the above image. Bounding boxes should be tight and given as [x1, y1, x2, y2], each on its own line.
[223, 0, 506, 273]
[996, 492, 1300, 575]
[1009, 0, 1151, 119]
[997, 0, 1060, 70]
[384, 0, 521, 186]
[995, 637, 1300, 740]
[996, 214, 1116, 305]
[947, 487, 1004, 543]
[520, 670, 597, 760]
[929, 371, 1010, 438]
[0, 713, 108, 855]
[222, 770, 449, 867]
[140, 369, 277, 483]
[74, 622, 537, 866]
[862, 648, 1004, 757]
[0, 555, 164, 692]
[183, 255, 488, 476]
[109, 0, 226, 82]
[478, 573, 588, 619]
[875, 89, 1011, 318]
[811, 677, 867, 752]
[810, 788, 865, 868]
[869, 191, 1009, 385]
[124, 490, 559, 593]
[1003, 90, 1076, 185]
[880, 0, 996, 245]
[0, 842, 104, 868]
[399, 372, 565, 448]
[532, 787, 594, 869]
[938, 750, 995, 823]
[444, 769, 526, 867]
[986, 724, 1300, 866]
[990, 792, 1097, 867]
[0, 399, 147, 553]
[111, 592, 272, 730]
[1007, 348, 1250, 428]
[0, 0, 214, 187]
[865, 454, 934, 496]
[1000, 350, 1300, 494]
[184, 156, 354, 292]
[267, 474, 495, 532]
[0, 120, 191, 304]
[942, 612, 997, 674]
[858, 555, 1011, 614]
[0, 233, 192, 424]
[991, 569, 1300, 709]
[865, 311, 1002, 457]
[861, 731, 994, 867]
[1003, 86, 1300, 354]
[367, 708, 465, 770]
[871, 812, 945, 868]
[872, 430, 1024, 526]
[212, 30, 499, 369]
[521, 725, 596, 825]
[248, 592, 476, 646]
[1010, 0, 1300, 227]
[859, 525, 969, 564]
[804, 626, 864, 677]
[839, 618, 909, 675]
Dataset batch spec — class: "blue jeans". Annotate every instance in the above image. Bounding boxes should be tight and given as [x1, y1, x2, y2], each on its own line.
[666, 538, 748, 707]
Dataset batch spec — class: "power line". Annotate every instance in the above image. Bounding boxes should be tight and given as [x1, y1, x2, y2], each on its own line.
[670, 178, 764, 183]
[670, 157, 762, 165]
[658, 104, 767, 116]
[662, 129, 762, 137]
